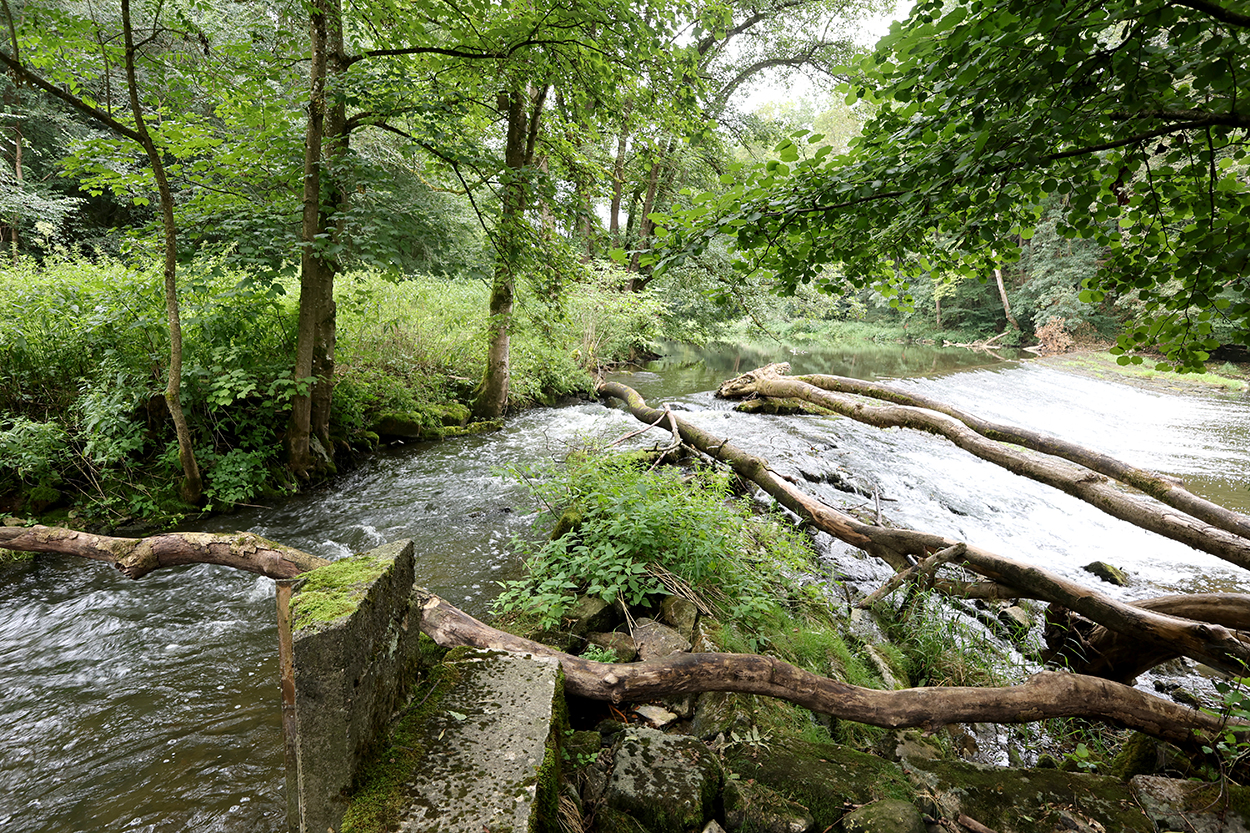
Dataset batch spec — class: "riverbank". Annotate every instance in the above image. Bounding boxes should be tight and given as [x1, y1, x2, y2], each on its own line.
[0, 255, 664, 533]
[1039, 348, 1250, 395]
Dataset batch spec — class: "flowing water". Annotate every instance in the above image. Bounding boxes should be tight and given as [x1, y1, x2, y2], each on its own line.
[4, 341, 1250, 832]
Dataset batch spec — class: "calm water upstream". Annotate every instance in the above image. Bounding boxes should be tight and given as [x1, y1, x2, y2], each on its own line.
[3, 341, 1250, 832]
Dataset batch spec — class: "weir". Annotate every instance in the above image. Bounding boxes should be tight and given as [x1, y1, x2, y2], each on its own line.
[279, 540, 564, 833]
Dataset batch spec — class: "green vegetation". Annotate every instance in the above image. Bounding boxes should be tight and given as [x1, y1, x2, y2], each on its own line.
[493, 451, 817, 634]
[289, 552, 391, 632]
[0, 255, 660, 525]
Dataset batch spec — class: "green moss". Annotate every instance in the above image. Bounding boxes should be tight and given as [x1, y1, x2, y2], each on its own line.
[289, 554, 390, 632]
[341, 661, 464, 833]
[728, 737, 914, 830]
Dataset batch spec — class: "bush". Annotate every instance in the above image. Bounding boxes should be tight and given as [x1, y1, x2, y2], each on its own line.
[493, 451, 814, 632]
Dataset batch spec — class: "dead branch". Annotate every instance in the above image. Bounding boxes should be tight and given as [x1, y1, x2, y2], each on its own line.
[598, 378, 1250, 676]
[0, 525, 329, 579]
[715, 364, 1250, 571]
[1047, 593, 1250, 683]
[856, 543, 968, 609]
[411, 587, 1242, 750]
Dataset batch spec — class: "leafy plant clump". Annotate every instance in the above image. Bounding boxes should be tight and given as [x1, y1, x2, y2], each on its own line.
[492, 451, 814, 633]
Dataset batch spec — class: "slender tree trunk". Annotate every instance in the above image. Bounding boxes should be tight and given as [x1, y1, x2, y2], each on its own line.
[995, 267, 1019, 330]
[289, 0, 344, 475]
[474, 85, 546, 420]
[609, 128, 628, 246]
[121, 0, 202, 503]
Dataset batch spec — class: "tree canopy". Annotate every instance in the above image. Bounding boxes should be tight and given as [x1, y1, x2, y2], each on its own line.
[659, 0, 1250, 369]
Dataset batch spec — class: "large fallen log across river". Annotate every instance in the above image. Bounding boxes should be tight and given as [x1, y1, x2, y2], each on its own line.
[597, 377, 1250, 678]
[1, 519, 1245, 750]
[716, 363, 1250, 571]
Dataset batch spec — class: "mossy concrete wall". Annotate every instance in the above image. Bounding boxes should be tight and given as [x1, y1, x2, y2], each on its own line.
[281, 539, 425, 833]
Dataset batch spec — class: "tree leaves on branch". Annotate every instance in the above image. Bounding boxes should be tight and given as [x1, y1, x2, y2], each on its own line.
[657, 0, 1250, 370]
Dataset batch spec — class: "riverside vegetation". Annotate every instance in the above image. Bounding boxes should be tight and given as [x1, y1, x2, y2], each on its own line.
[460, 446, 1250, 832]
[0, 254, 664, 528]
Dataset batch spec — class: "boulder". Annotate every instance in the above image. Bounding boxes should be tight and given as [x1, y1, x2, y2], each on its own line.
[586, 630, 638, 662]
[1082, 560, 1130, 586]
[660, 595, 700, 640]
[605, 726, 723, 833]
[1131, 775, 1250, 833]
[724, 777, 814, 833]
[633, 618, 692, 660]
[839, 799, 926, 833]
[566, 595, 620, 636]
[727, 738, 914, 832]
[691, 691, 756, 740]
[906, 759, 1154, 833]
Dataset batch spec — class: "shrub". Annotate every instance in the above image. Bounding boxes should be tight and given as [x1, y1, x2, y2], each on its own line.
[493, 451, 813, 632]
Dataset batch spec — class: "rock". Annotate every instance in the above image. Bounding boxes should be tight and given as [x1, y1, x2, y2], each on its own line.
[724, 777, 814, 833]
[997, 604, 1033, 638]
[633, 618, 692, 660]
[840, 798, 926, 833]
[861, 643, 905, 690]
[3, 516, 26, 527]
[906, 759, 1154, 832]
[1083, 560, 1130, 586]
[728, 738, 914, 832]
[1171, 687, 1202, 708]
[605, 726, 723, 833]
[662, 694, 697, 720]
[634, 704, 679, 729]
[691, 690, 756, 740]
[566, 595, 620, 636]
[702, 822, 728, 833]
[660, 595, 699, 640]
[1131, 775, 1250, 833]
[877, 729, 943, 765]
[847, 607, 889, 645]
[586, 630, 638, 661]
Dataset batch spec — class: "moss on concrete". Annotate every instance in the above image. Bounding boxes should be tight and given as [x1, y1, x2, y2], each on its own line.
[340, 660, 463, 833]
[289, 553, 391, 633]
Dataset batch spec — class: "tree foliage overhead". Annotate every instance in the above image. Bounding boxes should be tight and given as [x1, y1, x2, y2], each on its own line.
[660, 0, 1250, 369]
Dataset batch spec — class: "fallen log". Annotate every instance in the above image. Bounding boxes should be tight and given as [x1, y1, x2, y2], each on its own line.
[412, 587, 1240, 750]
[5, 522, 1244, 749]
[715, 364, 1250, 572]
[598, 378, 1250, 677]
[1047, 594, 1250, 683]
[0, 524, 328, 579]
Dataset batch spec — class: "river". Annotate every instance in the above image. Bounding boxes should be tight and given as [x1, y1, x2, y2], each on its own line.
[3, 342, 1249, 832]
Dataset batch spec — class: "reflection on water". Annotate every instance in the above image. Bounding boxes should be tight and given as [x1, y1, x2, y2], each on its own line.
[3, 341, 1249, 831]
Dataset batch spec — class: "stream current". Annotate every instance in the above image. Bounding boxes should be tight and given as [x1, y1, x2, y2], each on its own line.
[3, 342, 1250, 832]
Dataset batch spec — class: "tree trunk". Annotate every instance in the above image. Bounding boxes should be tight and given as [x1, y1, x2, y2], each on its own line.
[474, 85, 546, 420]
[121, 0, 202, 503]
[995, 267, 1019, 330]
[413, 586, 1241, 750]
[609, 127, 628, 247]
[289, 0, 345, 476]
[598, 377, 1250, 677]
[717, 363, 1250, 570]
[2, 519, 1239, 751]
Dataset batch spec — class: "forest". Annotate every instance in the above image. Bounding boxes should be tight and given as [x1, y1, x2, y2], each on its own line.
[1, 0, 1243, 522]
[1, 0, 1250, 829]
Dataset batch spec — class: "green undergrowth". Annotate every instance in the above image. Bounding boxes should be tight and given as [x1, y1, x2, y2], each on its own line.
[1047, 350, 1249, 392]
[492, 450, 818, 637]
[0, 253, 660, 526]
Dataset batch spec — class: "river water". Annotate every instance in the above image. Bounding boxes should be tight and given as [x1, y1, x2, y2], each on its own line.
[3, 342, 1249, 832]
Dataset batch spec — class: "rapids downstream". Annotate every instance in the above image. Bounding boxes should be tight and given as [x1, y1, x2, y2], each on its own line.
[2, 342, 1249, 832]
